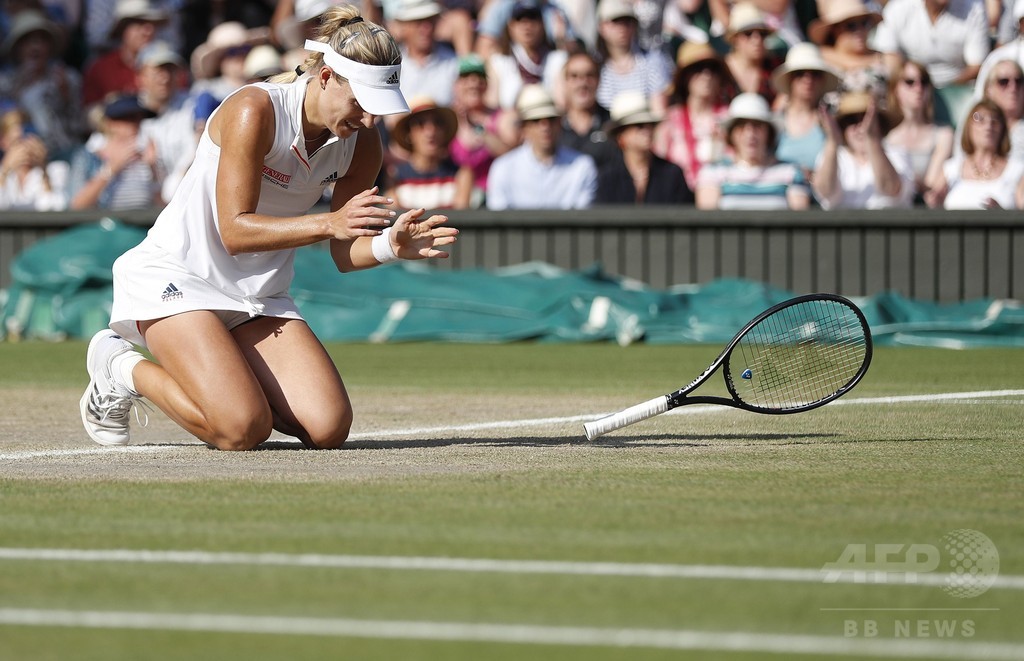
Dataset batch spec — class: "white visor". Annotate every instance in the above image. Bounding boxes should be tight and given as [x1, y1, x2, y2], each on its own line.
[304, 39, 409, 116]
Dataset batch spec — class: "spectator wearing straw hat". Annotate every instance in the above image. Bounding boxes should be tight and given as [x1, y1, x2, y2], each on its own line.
[652, 41, 732, 188]
[772, 42, 841, 176]
[386, 96, 473, 209]
[814, 91, 916, 209]
[722, 3, 784, 107]
[594, 0, 673, 113]
[596, 91, 692, 204]
[82, 0, 170, 109]
[0, 9, 88, 158]
[486, 84, 597, 209]
[391, 0, 459, 106]
[190, 22, 271, 99]
[808, 0, 887, 100]
[696, 92, 809, 210]
[244, 45, 285, 83]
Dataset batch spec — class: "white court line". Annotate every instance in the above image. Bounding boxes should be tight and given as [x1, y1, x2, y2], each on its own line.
[0, 547, 1022, 591]
[2, 389, 1022, 461]
[0, 608, 1021, 659]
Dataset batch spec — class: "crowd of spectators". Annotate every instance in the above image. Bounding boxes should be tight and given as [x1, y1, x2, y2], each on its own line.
[2, 0, 1024, 212]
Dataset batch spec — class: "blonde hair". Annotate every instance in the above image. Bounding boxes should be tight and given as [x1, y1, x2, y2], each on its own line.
[268, 4, 401, 85]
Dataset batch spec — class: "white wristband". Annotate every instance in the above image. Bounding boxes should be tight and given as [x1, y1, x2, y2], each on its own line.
[371, 227, 399, 264]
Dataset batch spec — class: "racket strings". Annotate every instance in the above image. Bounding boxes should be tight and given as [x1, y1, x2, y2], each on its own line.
[732, 300, 868, 410]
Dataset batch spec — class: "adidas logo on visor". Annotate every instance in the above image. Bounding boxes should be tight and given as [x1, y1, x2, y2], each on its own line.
[385, 71, 399, 85]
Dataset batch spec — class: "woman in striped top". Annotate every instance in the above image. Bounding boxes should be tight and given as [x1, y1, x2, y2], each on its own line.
[695, 93, 809, 210]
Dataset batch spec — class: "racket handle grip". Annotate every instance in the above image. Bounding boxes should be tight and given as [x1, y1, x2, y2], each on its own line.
[583, 396, 670, 441]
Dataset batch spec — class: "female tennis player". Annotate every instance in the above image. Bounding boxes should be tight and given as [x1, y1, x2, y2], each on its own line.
[80, 5, 457, 451]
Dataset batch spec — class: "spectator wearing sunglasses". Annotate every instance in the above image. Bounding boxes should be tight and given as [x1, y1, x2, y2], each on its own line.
[723, 3, 783, 108]
[926, 98, 1024, 208]
[813, 91, 916, 209]
[772, 42, 841, 179]
[884, 61, 955, 202]
[874, 0, 990, 90]
[979, 59, 1024, 160]
[808, 0, 887, 100]
[975, 1, 1024, 101]
[874, 0, 990, 130]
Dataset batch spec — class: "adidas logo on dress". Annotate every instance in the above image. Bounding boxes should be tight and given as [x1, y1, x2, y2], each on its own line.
[161, 283, 183, 302]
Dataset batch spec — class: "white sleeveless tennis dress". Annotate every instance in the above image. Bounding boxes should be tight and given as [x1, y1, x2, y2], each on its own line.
[109, 77, 359, 347]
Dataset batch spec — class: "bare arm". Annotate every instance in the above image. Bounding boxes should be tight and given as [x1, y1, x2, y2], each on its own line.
[812, 106, 841, 205]
[329, 127, 459, 271]
[209, 88, 395, 257]
[861, 104, 902, 197]
[695, 185, 721, 210]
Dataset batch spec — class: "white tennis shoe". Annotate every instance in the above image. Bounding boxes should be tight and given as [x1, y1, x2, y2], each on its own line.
[80, 329, 143, 446]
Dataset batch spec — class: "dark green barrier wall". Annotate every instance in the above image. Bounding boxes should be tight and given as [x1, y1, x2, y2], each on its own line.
[1, 208, 1021, 303]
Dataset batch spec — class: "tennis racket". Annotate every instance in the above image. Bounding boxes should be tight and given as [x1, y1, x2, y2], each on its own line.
[583, 293, 872, 441]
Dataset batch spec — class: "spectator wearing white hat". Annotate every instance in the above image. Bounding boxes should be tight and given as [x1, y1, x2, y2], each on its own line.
[594, 0, 673, 114]
[189, 22, 271, 100]
[244, 45, 286, 83]
[814, 91, 916, 209]
[390, 0, 460, 106]
[595, 91, 692, 204]
[771, 42, 841, 177]
[696, 92, 809, 210]
[976, 1, 1024, 97]
[486, 84, 597, 209]
[0, 9, 88, 158]
[82, 0, 170, 109]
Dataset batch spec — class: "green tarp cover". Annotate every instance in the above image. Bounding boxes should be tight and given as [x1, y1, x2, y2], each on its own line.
[3, 221, 1022, 348]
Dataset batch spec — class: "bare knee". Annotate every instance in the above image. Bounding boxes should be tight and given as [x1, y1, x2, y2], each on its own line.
[206, 406, 274, 451]
[302, 410, 353, 450]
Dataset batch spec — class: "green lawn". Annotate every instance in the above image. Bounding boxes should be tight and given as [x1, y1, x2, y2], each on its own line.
[0, 342, 1022, 660]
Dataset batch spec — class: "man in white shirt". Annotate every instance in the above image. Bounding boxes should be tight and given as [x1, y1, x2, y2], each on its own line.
[486, 84, 597, 209]
[873, 0, 990, 88]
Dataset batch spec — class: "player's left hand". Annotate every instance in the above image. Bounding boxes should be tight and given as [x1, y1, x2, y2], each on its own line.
[391, 208, 459, 259]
